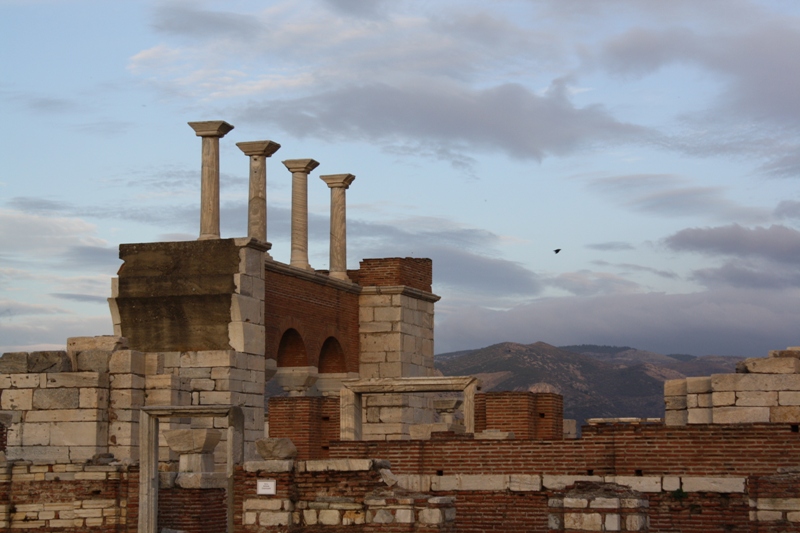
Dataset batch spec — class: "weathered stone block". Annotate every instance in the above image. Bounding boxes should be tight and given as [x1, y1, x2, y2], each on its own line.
[681, 476, 745, 493]
[564, 512, 602, 530]
[419, 508, 443, 524]
[146, 374, 179, 390]
[687, 408, 712, 424]
[21, 423, 50, 446]
[743, 357, 800, 374]
[108, 351, 145, 375]
[228, 322, 266, 355]
[662, 476, 681, 491]
[230, 294, 262, 324]
[712, 391, 736, 407]
[1, 389, 32, 410]
[664, 396, 687, 410]
[258, 511, 291, 526]
[609, 476, 662, 492]
[33, 388, 79, 410]
[0, 353, 28, 374]
[757, 497, 800, 510]
[50, 422, 106, 447]
[164, 429, 221, 454]
[318, 510, 341, 526]
[11, 373, 43, 388]
[664, 410, 687, 426]
[45, 373, 108, 389]
[542, 475, 603, 490]
[686, 376, 712, 393]
[713, 406, 770, 423]
[76, 350, 111, 373]
[255, 438, 297, 460]
[28, 351, 71, 373]
[67, 336, 127, 354]
[736, 391, 777, 407]
[713, 373, 800, 392]
[771, 406, 800, 423]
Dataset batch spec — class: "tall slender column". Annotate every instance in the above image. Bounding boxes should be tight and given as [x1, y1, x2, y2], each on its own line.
[282, 159, 319, 270]
[236, 140, 281, 246]
[188, 121, 234, 240]
[320, 173, 355, 281]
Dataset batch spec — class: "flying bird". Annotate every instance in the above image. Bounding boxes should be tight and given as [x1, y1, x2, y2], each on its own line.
[554, 249, 561, 254]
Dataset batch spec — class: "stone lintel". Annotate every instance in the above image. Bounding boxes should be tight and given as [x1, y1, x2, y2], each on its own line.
[236, 140, 281, 157]
[359, 285, 441, 303]
[188, 120, 234, 137]
[342, 376, 480, 394]
[320, 173, 355, 189]
[282, 159, 320, 173]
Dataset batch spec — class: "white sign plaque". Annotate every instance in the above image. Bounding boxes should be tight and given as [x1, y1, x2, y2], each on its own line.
[256, 479, 277, 495]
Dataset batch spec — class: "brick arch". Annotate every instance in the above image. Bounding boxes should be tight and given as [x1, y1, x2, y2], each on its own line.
[318, 337, 346, 374]
[277, 328, 308, 368]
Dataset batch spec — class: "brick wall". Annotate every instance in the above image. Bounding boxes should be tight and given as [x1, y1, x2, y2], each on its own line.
[264, 267, 360, 372]
[158, 487, 227, 533]
[351, 258, 433, 293]
[329, 423, 800, 477]
[475, 392, 563, 440]
[268, 396, 340, 460]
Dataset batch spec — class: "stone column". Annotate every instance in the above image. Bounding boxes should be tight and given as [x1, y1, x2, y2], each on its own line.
[282, 159, 319, 270]
[188, 121, 234, 240]
[320, 174, 355, 281]
[236, 140, 281, 246]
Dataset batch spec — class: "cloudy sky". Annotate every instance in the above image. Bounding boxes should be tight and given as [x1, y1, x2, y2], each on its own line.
[2, 0, 800, 357]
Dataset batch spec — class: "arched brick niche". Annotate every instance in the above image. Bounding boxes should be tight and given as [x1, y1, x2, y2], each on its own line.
[319, 337, 347, 374]
[277, 328, 308, 368]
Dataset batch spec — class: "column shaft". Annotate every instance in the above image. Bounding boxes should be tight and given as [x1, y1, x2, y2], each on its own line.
[188, 120, 234, 241]
[320, 173, 355, 281]
[237, 140, 280, 245]
[199, 136, 221, 240]
[330, 186, 347, 276]
[283, 159, 320, 270]
[291, 169, 310, 269]
[248, 154, 266, 241]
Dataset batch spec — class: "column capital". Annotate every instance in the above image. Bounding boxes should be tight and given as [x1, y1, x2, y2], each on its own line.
[188, 120, 234, 138]
[236, 140, 281, 157]
[320, 173, 355, 189]
[282, 159, 320, 174]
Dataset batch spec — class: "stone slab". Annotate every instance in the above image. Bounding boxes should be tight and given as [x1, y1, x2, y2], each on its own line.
[681, 476, 745, 493]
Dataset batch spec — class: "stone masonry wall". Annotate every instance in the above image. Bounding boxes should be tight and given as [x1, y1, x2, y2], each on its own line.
[665, 347, 800, 426]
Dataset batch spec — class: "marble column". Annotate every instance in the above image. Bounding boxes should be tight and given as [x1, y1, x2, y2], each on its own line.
[282, 159, 319, 270]
[236, 140, 281, 248]
[320, 173, 355, 281]
[188, 121, 234, 240]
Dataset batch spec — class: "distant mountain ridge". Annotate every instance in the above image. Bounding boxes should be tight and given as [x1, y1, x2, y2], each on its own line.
[435, 341, 743, 425]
